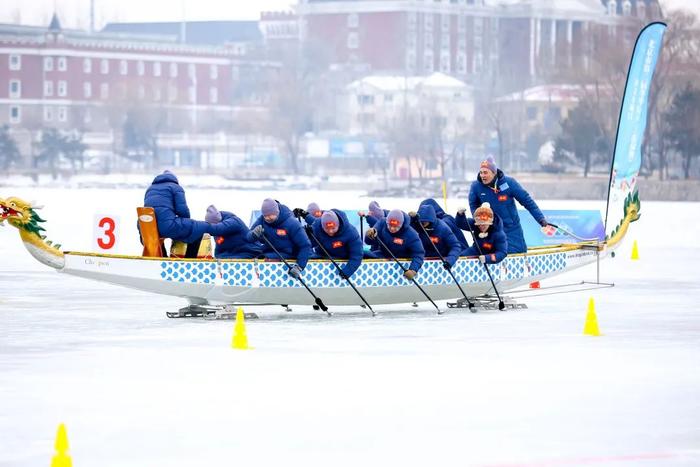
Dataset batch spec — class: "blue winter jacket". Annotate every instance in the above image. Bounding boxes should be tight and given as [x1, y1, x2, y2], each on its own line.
[143, 172, 211, 244]
[246, 202, 312, 269]
[366, 209, 389, 228]
[304, 212, 320, 226]
[365, 212, 425, 272]
[311, 209, 364, 278]
[468, 169, 544, 253]
[419, 198, 469, 249]
[213, 211, 263, 259]
[412, 204, 462, 267]
[456, 212, 508, 264]
[301, 212, 321, 244]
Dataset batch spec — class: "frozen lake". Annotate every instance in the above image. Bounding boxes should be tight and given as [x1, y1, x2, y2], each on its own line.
[1, 188, 699, 466]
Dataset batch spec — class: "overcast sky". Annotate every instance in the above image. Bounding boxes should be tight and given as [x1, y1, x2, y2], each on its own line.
[0, 0, 696, 29]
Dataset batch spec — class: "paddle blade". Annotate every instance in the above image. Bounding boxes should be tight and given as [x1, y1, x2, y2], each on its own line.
[315, 298, 329, 313]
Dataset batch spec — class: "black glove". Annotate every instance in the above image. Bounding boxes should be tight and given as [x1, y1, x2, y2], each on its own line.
[251, 225, 264, 239]
[539, 219, 549, 227]
[288, 265, 302, 279]
[442, 261, 451, 271]
[338, 270, 349, 280]
[304, 224, 313, 236]
[293, 208, 308, 218]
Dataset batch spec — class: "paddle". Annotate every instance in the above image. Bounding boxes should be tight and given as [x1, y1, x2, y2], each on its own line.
[547, 223, 600, 243]
[259, 232, 331, 316]
[303, 222, 376, 316]
[414, 218, 474, 310]
[372, 234, 441, 314]
[460, 213, 505, 310]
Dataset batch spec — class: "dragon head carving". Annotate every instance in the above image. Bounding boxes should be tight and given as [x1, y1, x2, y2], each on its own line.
[1, 196, 64, 269]
[1, 197, 47, 233]
[606, 190, 641, 246]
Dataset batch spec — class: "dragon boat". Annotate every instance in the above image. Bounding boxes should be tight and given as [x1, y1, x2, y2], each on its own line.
[0, 22, 666, 314]
[0, 192, 638, 311]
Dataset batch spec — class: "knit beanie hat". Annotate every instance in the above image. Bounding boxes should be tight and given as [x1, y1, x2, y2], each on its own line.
[205, 205, 222, 223]
[369, 201, 384, 219]
[474, 202, 494, 226]
[321, 210, 339, 234]
[307, 202, 322, 217]
[386, 209, 404, 230]
[261, 198, 279, 217]
[480, 156, 497, 174]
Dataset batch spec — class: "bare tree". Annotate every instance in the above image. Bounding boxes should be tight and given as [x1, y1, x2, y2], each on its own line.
[262, 40, 332, 174]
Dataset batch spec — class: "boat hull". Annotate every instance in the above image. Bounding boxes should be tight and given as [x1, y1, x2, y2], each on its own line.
[60, 244, 605, 306]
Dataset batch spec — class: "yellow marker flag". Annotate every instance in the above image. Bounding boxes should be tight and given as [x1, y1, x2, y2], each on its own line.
[442, 180, 448, 211]
[50, 423, 72, 467]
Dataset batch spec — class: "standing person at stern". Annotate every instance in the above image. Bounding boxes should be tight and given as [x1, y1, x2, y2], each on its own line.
[468, 156, 548, 254]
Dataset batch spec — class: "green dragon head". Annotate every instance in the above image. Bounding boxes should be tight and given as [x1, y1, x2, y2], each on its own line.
[0, 196, 47, 235]
[606, 190, 641, 243]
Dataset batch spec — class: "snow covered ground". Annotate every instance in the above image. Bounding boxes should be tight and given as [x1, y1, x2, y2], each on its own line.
[1, 188, 699, 466]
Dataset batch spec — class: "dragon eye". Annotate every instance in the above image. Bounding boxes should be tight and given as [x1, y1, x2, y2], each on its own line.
[10, 202, 16, 208]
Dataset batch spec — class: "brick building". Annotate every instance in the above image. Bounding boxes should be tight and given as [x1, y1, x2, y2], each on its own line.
[298, 0, 663, 91]
[0, 14, 280, 169]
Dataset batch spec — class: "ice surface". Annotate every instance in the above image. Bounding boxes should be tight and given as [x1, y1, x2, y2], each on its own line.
[1, 188, 699, 466]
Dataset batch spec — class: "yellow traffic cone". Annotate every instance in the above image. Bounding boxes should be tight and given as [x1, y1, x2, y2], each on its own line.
[50, 423, 72, 467]
[583, 297, 601, 336]
[631, 240, 639, 260]
[231, 307, 250, 350]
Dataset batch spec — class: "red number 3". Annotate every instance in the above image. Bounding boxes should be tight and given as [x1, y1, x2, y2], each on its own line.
[97, 217, 116, 249]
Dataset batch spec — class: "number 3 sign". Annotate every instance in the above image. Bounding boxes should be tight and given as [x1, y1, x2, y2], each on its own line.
[93, 214, 120, 251]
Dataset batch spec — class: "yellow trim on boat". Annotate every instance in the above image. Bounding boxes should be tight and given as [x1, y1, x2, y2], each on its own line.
[63, 241, 599, 262]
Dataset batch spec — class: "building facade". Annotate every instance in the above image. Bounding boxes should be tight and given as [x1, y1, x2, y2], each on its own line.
[0, 14, 280, 169]
[298, 0, 662, 91]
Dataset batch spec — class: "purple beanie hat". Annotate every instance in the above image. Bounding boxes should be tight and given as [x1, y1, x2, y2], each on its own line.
[480, 156, 497, 174]
[369, 201, 384, 219]
[205, 205, 222, 223]
[321, 210, 339, 232]
[386, 209, 404, 229]
[307, 202, 321, 216]
[261, 198, 279, 217]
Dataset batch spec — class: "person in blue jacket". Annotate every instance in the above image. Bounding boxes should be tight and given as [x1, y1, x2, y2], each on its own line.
[143, 170, 222, 257]
[457, 203, 508, 264]
[205, 205, 262, 259]
[310, 209, 364, 279]
[468, 156, 548, 254]
[418, 198, 469, 249]
[409, 204, 462, 269]
[365, 209, 425, 280]
[293, 202, 323, 227]
[247, 198, 312, 278]
[365, 200, 389, 228]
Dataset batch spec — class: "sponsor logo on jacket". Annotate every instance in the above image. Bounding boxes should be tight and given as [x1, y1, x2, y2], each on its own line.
[483, 242, 493, 250]
[430, 236, 440, 244]
[393, 237, 404, 245]
[498, 194, 508, 202]
[332, 240, 343, 248]
[276, 229, 287, 236]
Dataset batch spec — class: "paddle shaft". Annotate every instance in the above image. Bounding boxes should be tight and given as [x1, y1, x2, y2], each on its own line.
[373, 235, 440, 312]
[302, 221, 375, 315]
[259, 232, 330, 315]
[460, 214, 505, 309]
[415, 219, 473, 307]
[547, 223, 600, 243]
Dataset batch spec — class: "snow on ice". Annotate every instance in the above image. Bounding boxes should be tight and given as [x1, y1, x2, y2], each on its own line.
[1, 187, 699, 466]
